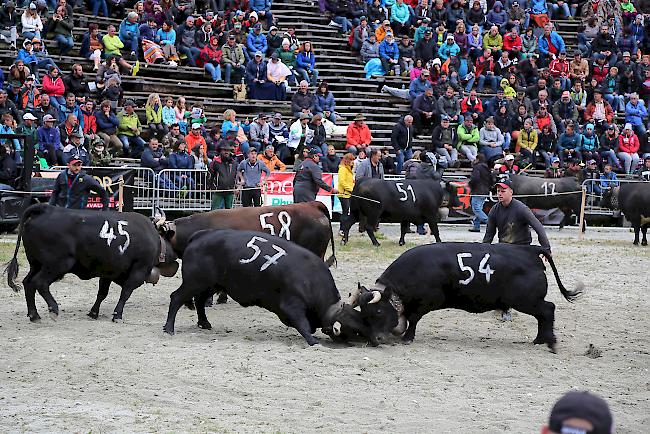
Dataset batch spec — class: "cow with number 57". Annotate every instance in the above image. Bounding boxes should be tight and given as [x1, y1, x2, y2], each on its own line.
[5, 204, 179, 323]
[163, 229, 370, 345]
[341, 178, 462, 246]
[350, 243, 582, 352]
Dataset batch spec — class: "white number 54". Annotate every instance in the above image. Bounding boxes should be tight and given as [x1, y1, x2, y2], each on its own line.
[457, 253, 494, 285]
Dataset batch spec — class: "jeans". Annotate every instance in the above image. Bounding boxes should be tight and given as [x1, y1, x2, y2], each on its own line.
[240, 140, 255, 155]
[223, 63, 246, 83]
[255, 10, 274, 28]
[295, 67, 319, 86]
[600, 150, 621, 168]
[460, 144, 478, 162]
[158, 173, 177, 191]
[173, 174, 196, 191]
[551, 2, 570, 18]
[471, 196, 488, 230]
[617, 151, 640, 173]
[204, 63, 222, 81]
[631, 123, 647, 137]
[48, 95, 66, 111]
[395, 148, 413, 174]
[0, 26, 17, 46]
[91, 0, 109, 16]
[118, 135, 146, 157]
[604, 94, 625, 111]
[332, 16, 352, 33]
[54, 34, 74, 56]
[477, 74, 499, 92]
[179, 45, 200, 66]
[464, 76, 476, 92]
[436, 147, 459, 165]
[382, 85, 410, 99]
[538, 150, 552, 168]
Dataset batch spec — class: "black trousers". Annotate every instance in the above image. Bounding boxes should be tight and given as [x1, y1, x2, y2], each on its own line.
[241, 188, 262, 207]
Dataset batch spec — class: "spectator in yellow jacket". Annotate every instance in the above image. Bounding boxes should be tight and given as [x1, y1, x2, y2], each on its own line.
[337, 152, 355, 232]
[517, 118, 538, 165]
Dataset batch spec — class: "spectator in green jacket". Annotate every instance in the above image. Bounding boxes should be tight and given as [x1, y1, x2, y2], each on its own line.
[457, 116, 480, 162]
[117, 100, 146, 157]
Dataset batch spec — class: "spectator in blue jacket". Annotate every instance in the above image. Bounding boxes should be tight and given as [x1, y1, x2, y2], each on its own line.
[295, 41, 319, 86]
[624, 93, 648, 137]
[250, 0, 274, 29]
[556, 121, 581, 163]
[314, 81, 337, 123]
[538, 24, 566, 66]
[94, 100, 122, 154]
[138, 17, 157, 44]
[379, 32, 400, 75]
[16, 39, 38, 79]
[62, 130, 90, 166]
[37, 114, 62, 166]
[486, 1, 508, 33]
[390, 0, 410, 36]
[118, 12, 140, 56]
[438, 35, 460, 61]
[156, 21, 177, 62]
[599, 164, 619, 189]
[246, 24, 268, 59]
[168, 141, 196, 190]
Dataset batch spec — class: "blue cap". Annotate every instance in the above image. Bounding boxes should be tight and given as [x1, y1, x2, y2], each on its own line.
[254, 51, 263, 57]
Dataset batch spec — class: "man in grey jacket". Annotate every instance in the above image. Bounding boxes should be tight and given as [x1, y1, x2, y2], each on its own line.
[437, 87, 461, 122]
[355, 148, 385, 180]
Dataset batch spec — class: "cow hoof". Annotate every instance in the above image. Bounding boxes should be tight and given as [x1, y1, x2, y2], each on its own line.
[112, 317, 123, 323]
[197, 320, 212, 330]
[398, 240, 405, 246]
[533, 336, 545, 345]
[372, 242, 381, 247]
[49, 311, 58, 321]
[642, 241, 648, 246]
[306, 337, 319, 346]
[87, 311, 99, 320]
[633, 241, 639, 245]
[548, 343, 557, 354]
[28, 313, 41, 323]
[163, 326, 175, 335]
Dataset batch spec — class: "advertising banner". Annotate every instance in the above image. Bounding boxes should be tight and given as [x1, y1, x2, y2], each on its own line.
[264, 172, 334, 216]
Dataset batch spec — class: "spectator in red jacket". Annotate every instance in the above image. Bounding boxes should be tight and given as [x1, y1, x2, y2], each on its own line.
[617, 123, 641, 173]
[461, 90, 484, 126]
[502, 27, 522, 58]
[198, 36, 223, 83]
[80, 100, 98, 145]
[548, 51, 570, 90]
[41, 66, 65, 110]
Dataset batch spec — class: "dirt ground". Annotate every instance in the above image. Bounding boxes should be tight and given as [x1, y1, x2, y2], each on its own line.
[0, 224, 648, 433]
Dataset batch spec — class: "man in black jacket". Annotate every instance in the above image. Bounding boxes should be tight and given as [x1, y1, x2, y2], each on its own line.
[49, 158, 109, 210]
[468, 153, 492, 232]
[431, 115, 460, 167]
[293, 148, 337, 202]
[209, 143, 238, 209]
[590, 24, 618, 66]
[415, 29, 436, 64]
[63, 64, 89, 103]
[392, 114, 414, 174]
[411, 87, 436, 134]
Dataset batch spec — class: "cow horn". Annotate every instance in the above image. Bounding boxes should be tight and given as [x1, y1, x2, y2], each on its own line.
[368, 290, 382, 304]
[391, 315, 407, 336]
[332, 321, 342, 336]
[154, 217, 166, 228]
[347, 286, 363, 306]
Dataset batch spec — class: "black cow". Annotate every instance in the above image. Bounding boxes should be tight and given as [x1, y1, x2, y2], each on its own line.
[507, 175, 584, 230]
[6, 204, 179, 322]
[163, 229, 369, 345]
[341, 178, 462, 246]
[601, 183, 650, 245]
[352, 242, 581, 352]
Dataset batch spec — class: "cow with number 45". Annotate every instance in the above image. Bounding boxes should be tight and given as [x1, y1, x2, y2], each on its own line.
[350, 243, 582, 352]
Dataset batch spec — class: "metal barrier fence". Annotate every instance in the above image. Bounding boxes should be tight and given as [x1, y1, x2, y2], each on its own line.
[156, 168, 213, 212]
[581, 178, 646, 217]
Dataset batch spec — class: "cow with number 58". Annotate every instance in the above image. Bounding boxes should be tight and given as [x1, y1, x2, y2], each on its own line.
[350, 243, 582, 352]
[5, 204, 179, 323]
[163, 229, 370, 345]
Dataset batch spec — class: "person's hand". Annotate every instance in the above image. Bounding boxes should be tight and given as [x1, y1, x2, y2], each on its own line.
[331, 188, 339, 194]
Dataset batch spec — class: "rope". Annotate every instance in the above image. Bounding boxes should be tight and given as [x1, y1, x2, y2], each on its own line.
[0, 189, 50, 195]
[459, 190, 584, 198]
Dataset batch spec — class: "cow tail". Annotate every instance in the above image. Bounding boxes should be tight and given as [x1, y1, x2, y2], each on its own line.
[540, 249, 582, 303]
[324, 207, 337, 268]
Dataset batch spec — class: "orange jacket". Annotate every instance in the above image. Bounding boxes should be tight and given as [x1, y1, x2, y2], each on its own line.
[346, 122, 372, 149]
[258, 153, 286, 172]
[185, 132, 207, 154]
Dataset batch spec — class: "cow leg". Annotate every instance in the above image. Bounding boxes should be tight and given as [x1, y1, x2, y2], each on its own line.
[111, 270, 147, 322]
[194, 289, 216, 330]
[427, 216, 442, 243]
[633, 224, 640, 245]
[521, 301, 557, 353]
[163, 282, 196, 335]
[280, 296, 319, 346]
[88, 278, 111, 319]
[402, 312, 424, 344]
[36, 287, 59, 319]
[24, 264, 64, 322]
[23, 268, 41, 322]
[399, 221, 409, 246]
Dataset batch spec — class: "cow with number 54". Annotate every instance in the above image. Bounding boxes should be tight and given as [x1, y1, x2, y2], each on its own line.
[350, 243, 582, 352]
[5, 204, 179, 323]
[163, 229, 370, 345]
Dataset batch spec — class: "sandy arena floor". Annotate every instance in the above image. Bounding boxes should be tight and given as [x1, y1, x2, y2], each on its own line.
[0, 224, 648, 433]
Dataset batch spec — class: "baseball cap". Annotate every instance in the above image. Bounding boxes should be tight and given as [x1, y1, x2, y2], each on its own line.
[25, 74, 35, 81]
[22, 112, 37, 121]
[551, 157, 560, 163]
[253, 23, 262, 30]
[607, 124, 615, 130]
[43, 114, 55, 122]
[504, 154, 515, 161]
[440, 115, 449, 121]
[548, 391, 613, 434]
[383, 19, 390, 25]
[623, 51, 631, 57]
[624, 122, 632, 130]
[254, 50, 263, 57]
[191, 123, 201, 129]
[269, 25, 278, 31]
[29, 2, 36, 8]
[273, 113, 282, 120]
[228, 34, 236, 40]
[495, 178, 513, 189]
[69, 157, 83, 165]
[308, 148, 321, 156]
[587, 159, 597, 165]
[265, 144, 274, 151]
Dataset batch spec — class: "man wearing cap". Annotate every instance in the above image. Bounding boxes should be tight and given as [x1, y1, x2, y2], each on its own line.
[346, 114, 372, 155]
[221, 34, 246, 83]
[269, 113, 289, 160]
[250, 0, 274, 29]
[545, 157, 564, 178]
[249, 113, 271, 152]
[431, 115, 460, 167]
[415, 28, 436, 64]
[543, 390, 614, 434]
[293, 148, 338, 203]
[375, 19, 393, 42]
[582, 158, 602, 198]
[379, 32, 400, 76]
[439, 34, 460, 61]
[246, 23, 267, 59]
[245, 50, 268, 97]
[16, 112, 38, 146]
[62, 130, 90, 166]
[185, 123, 207, 155]
[49, 157, 109, 210]
[209, 142, 238, 210]
[37, 114, 62, 166]
[569, 50, 589, 82]
[117, 100, 146, 157]
[258, 144, 286, 172]
[237, 148, 270, 207]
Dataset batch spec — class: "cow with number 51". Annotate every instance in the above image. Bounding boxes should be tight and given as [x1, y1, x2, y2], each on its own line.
[5, 204, 179, 323]
[163, 229, 370, 345]
[350, 243, 582, 352]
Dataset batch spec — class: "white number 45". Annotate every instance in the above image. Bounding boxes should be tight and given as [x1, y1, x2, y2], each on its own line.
[457, 253, 494, 285]
[99, 220, 130, 254]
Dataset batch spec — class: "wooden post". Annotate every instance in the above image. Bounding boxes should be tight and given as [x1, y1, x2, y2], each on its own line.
[118, 176, 124, 213]
[578, 187, 587, 240]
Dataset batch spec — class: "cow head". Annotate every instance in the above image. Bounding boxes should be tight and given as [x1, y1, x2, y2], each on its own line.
[350, 282, 406, 346]
[151, 208, 177, 241]
[322, 302, 372, 344]
[599, 186, 620, 210]
[441, 181, 463, 210]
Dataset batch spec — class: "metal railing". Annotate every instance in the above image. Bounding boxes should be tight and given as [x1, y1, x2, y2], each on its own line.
[155, 169, 213, 212]
[581, 178, 646, 217]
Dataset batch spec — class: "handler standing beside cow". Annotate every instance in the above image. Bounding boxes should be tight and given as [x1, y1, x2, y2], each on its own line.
[49, 158, 110, 210]
[293, 148, 338, 203]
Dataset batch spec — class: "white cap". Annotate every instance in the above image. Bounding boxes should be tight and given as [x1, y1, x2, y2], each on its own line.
[22, 112, 37, 121]
[505, 154, 515, 161]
